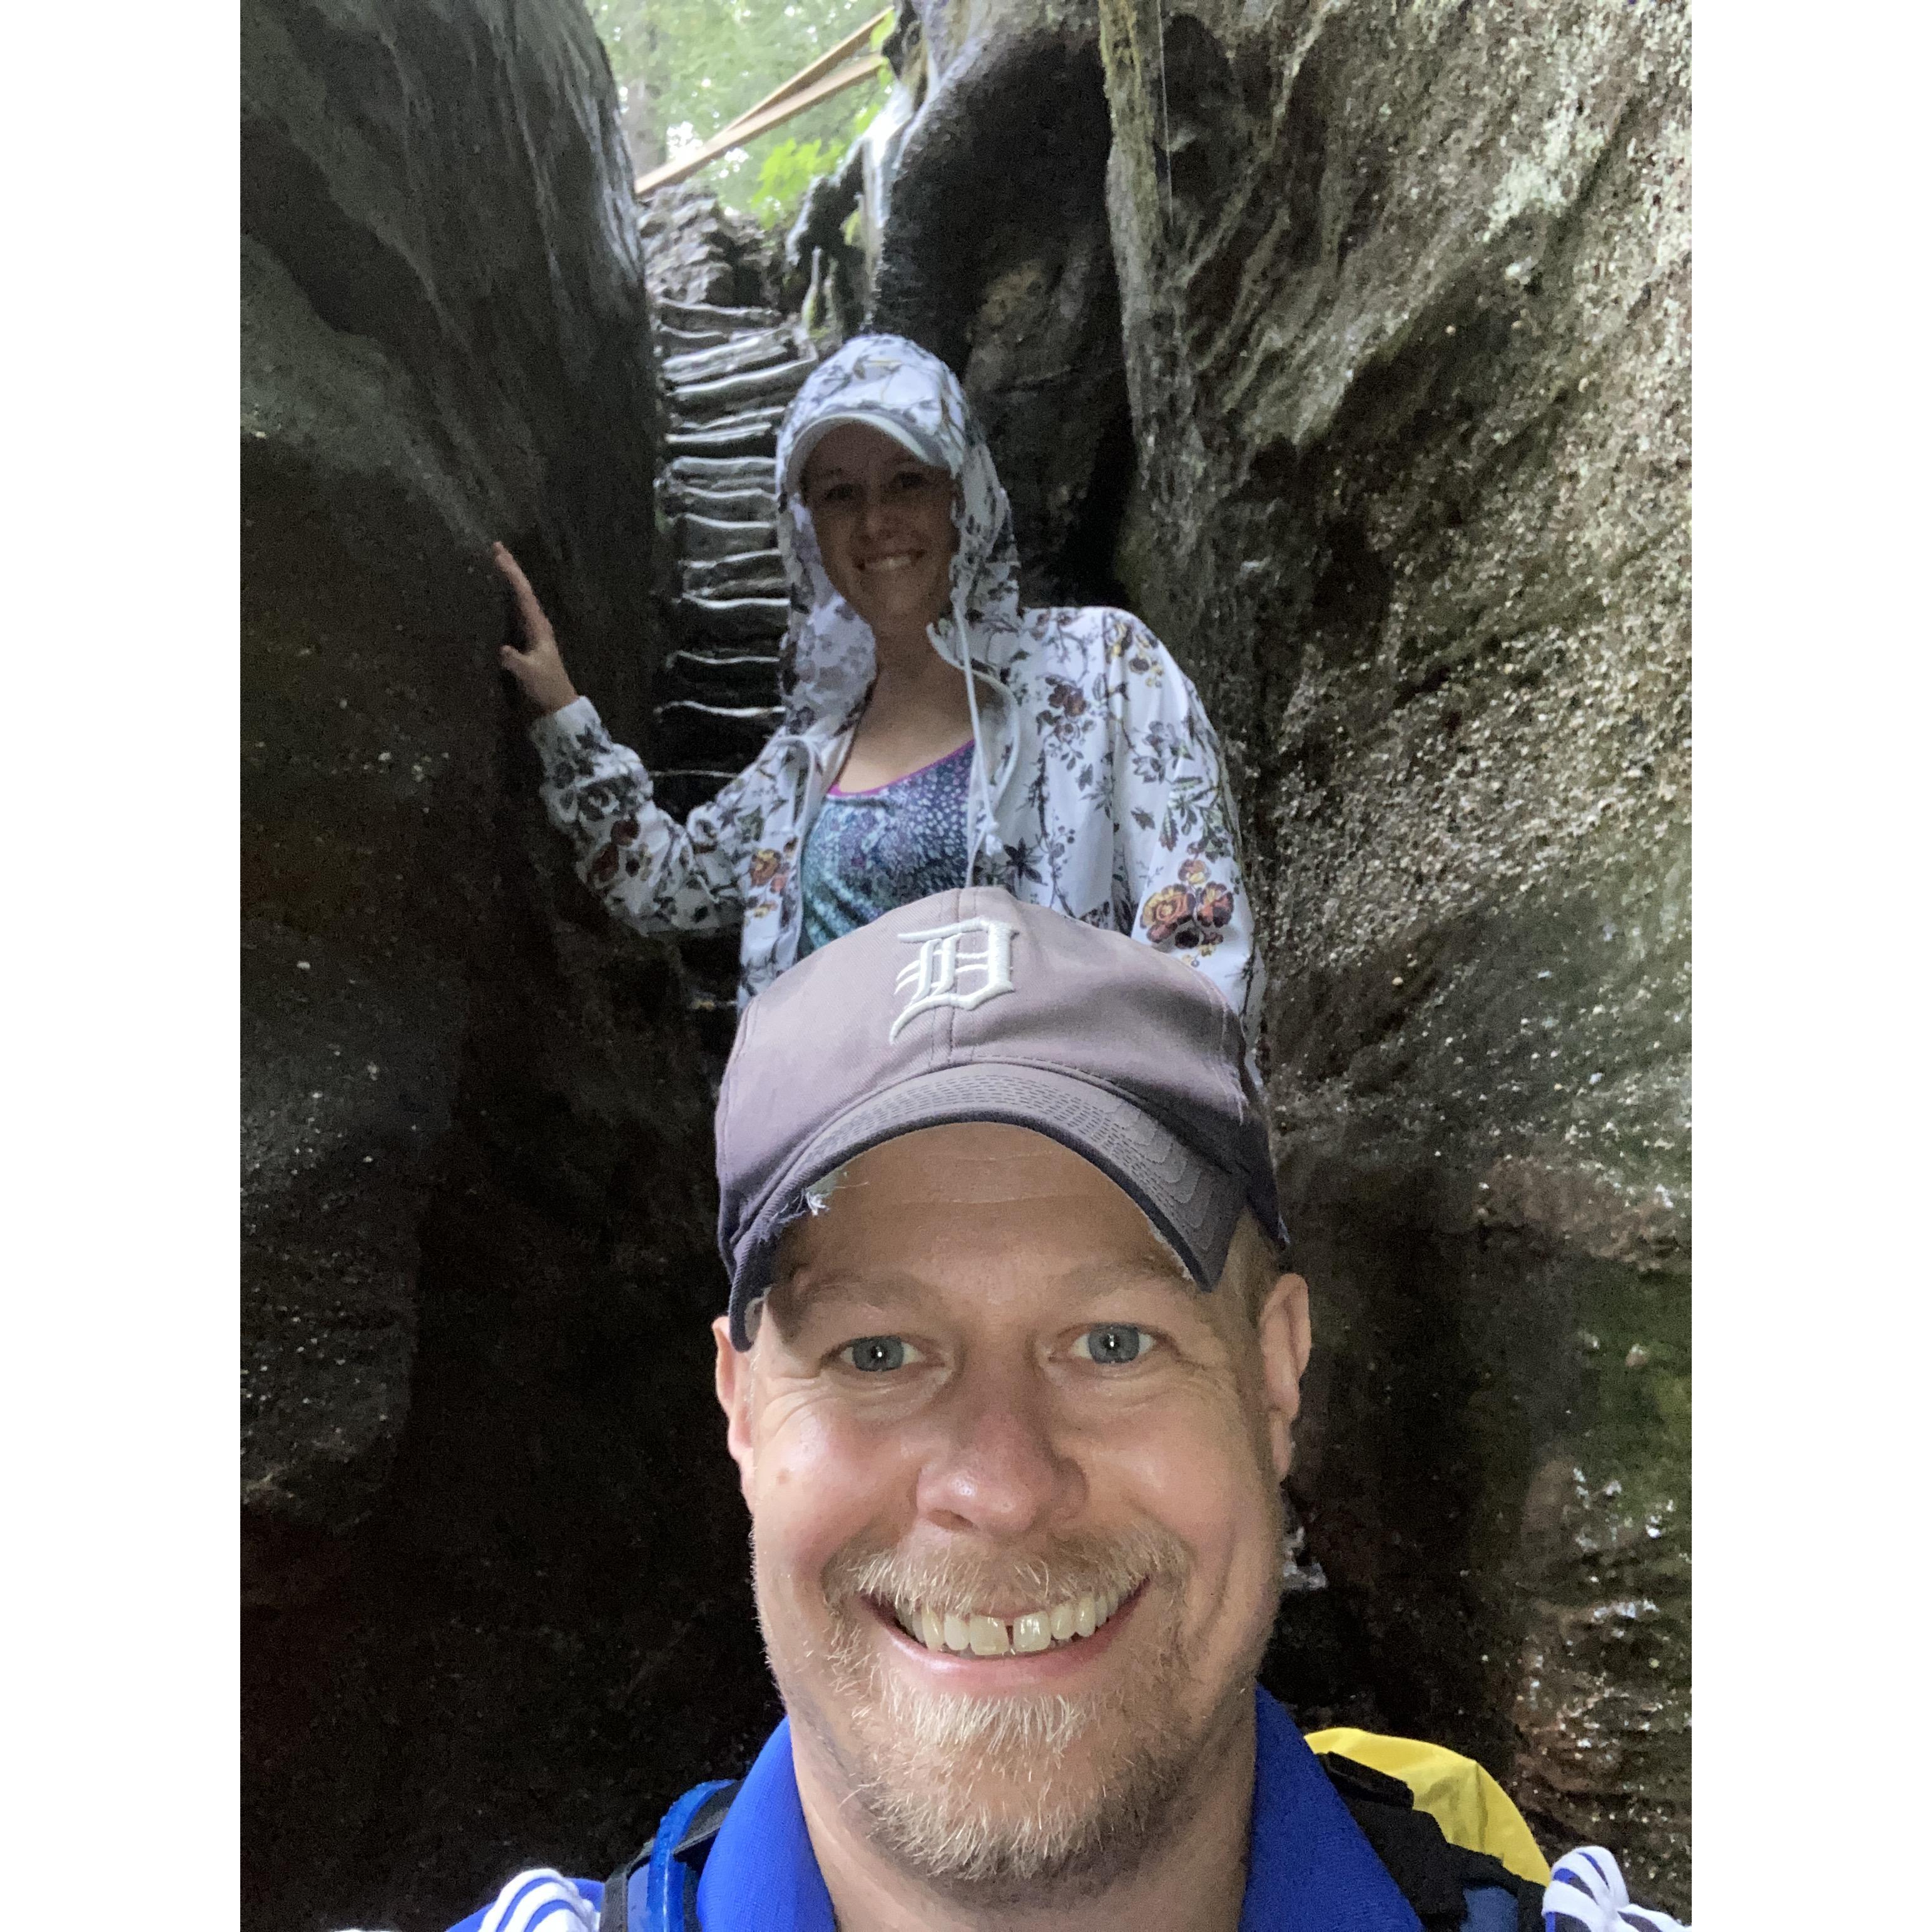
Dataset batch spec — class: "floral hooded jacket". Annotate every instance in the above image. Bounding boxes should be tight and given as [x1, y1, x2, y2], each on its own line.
[528, 334, 1263, 1040]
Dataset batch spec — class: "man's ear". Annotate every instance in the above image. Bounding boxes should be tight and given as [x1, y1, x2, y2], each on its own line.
[713, 1314, 756, 1500]
[1255, 1273, 1313, 1480]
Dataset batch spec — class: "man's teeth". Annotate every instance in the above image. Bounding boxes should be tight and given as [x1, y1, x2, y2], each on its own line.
[892, 1587, 1131, 1655]
[860, 553, 916, 572]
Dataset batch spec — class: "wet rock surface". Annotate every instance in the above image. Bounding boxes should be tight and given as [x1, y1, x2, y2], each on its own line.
[1091, 0, 1691, 1904]
[240, 3, 776, 1926]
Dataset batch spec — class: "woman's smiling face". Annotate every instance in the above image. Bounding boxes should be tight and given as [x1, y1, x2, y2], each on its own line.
[800, 422, 958, 650]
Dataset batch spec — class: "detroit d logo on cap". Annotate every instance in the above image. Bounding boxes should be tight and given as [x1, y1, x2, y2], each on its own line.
[890, 917, 1019, 1040]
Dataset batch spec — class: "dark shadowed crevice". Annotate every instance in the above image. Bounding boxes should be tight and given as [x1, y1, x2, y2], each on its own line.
[872, 34, 1132, 608]
[1054, 400, 1141, 611]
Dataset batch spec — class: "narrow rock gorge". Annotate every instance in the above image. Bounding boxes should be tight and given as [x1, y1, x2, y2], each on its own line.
[242, 1, 1690, 1924]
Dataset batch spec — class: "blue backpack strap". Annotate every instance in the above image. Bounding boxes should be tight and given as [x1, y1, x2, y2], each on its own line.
[601, 1779, 739, 1932]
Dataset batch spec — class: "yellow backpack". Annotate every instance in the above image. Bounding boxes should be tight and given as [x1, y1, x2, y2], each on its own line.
[1306, 1726, 1552, 1928]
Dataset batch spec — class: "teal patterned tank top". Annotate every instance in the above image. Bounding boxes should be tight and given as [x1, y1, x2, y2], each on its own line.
[798, 739, 974, 957]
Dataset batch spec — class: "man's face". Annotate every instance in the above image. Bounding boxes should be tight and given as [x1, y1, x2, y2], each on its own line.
[713, 1124, 1310, 1898]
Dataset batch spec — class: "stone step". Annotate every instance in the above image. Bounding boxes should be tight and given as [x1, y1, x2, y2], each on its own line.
[656, 699, 783, 730]
[654, 297, 785, 333]
[681, 542, 783, 581]
[661, 483, 779, 526]
[656, 323, 735, 355]
[663, 649, 782, 702]
[665, 417, 783, 460]
[681, 534, 783, 572]
[678, 594, 791, 642]
[682, 552, 785, 600]
[658, 682, 782, 719]
[661, 326, 799, 389]
[654, 698, 782, 765]
[669, 356, 814, 422]
[678, 512, 776, 561]
[666, 455, 776, 491]
[664, 648, 782, 682]
[688, 541, 784, 576]
[666, 398, 789, 441]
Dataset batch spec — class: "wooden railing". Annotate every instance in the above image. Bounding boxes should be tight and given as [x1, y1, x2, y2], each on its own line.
[634, 9, 893, 198]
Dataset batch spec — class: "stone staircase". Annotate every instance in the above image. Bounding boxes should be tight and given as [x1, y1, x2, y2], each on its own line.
[649, 296, 813, 823]
[643, 292, 818, 1056]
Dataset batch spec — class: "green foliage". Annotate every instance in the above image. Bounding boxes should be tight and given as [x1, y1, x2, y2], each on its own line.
[589, 0, 891, 227]
[848, 92, 883, 141]
[750, 137, 837, 228]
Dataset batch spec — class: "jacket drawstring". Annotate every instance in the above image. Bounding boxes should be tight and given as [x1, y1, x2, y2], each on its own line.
[952, 577, 997, 888]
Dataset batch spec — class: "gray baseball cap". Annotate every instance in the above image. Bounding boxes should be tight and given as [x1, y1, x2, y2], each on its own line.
[714, 887, 1285, 1347]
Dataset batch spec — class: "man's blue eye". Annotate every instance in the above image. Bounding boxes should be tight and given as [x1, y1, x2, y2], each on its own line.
[1079, 1324, 1151, 1366]
[843, 1336, 910, 1373]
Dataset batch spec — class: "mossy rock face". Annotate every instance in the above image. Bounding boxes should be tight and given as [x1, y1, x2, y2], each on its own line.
[874, 0, 1690, 1909]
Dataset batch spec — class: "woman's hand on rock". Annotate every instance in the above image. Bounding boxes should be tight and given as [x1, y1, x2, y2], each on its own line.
[493, 542, 580, 715]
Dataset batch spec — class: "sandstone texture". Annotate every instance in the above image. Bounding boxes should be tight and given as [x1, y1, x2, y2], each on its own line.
[242, 4, 774, 1926]
[879, 0, 1691, 1907]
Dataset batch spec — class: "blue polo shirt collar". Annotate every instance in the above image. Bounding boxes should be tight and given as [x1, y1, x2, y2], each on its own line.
[692, 1685, 1420, 1931]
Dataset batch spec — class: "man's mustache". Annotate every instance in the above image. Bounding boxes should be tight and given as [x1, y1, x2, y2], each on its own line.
[821, 1522, 1189, 1617]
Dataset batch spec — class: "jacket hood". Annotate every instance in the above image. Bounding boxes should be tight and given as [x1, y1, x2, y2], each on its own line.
[771, 334, 1024, 735]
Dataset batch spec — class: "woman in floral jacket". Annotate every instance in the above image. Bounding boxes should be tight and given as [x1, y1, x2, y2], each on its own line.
[497, 333, 1263, 1040]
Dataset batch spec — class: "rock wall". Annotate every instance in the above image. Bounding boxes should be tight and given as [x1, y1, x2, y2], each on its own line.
[880, 0, 1691, 1908]
[871, 0, 1134, 604]
[241, 4, 776, 1926]
[638, 180, 780, 309]
[1100, 1, 1691, 1902]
